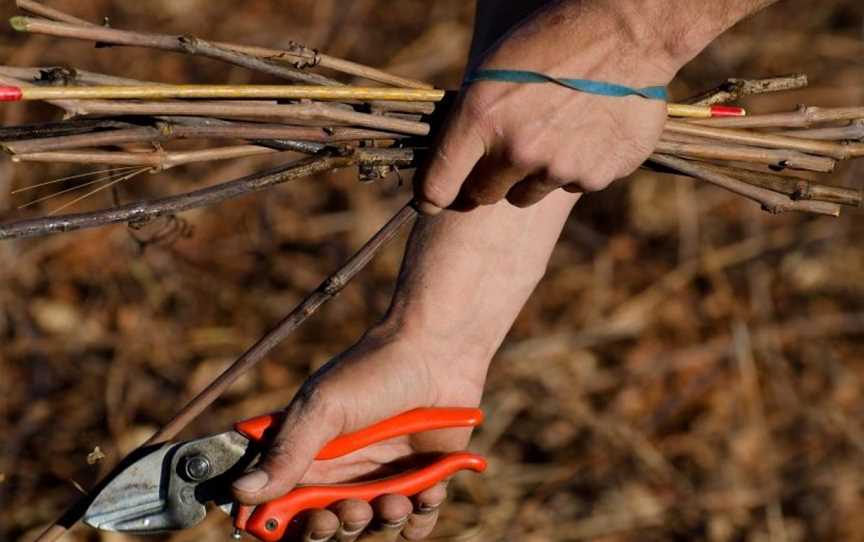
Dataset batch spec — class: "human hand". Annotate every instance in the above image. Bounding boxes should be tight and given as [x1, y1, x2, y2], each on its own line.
[415, 1, 681, 214]
[232, 326, 488, 541]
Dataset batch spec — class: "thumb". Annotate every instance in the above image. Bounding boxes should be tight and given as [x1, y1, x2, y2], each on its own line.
[232, 393, 343, 505]
[414, 103, 486, 215]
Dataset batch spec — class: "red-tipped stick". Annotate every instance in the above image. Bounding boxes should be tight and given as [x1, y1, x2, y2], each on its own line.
[667, 103, 747, 118]
[709, 105, 748, 117]
[0, 85, 23, 102]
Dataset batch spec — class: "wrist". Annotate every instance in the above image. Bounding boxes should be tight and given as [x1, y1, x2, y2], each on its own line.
[362, 316, 496, 396]
[477, 1, 681, 89]
[600, 1, 691, 79]
[375, 286, 515, 372]
[476, 0, 769, 88]
[607, 0, 775, 76]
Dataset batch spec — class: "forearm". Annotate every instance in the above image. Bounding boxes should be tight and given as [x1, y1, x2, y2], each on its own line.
[471, 0, 778, 74]
[380, 0, 778, 367]
[379, 192, 580, 375]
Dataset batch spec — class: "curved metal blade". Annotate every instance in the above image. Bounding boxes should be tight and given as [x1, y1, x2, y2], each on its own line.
[83, 432, 252, 533]
[83, 442, 180, 532]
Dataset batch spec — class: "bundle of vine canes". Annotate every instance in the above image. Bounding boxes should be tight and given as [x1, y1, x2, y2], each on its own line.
[4, 2, 864, 542]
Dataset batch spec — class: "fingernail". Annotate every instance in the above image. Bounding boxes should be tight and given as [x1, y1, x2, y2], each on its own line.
[232, 470, 269, 492]
[416, 503, 440, 514]
[417, 200, 442, 215]
[342, 521, 367, 533]
[380, 517, 408, 530]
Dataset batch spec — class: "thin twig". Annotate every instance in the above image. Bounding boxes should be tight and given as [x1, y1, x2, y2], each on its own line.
[179, 35, 339, 86]
[0, 156, 342, 240]
[654, 140, 836, 173]
[15, 0, 432, 89]
[2, 123, 403, 154]
[63, 100, 430, 136]
[3, 127, 163, 153]
[700, 159, 823, 180]
[684, 74, 809, 106]
[11, 145, 280, 168]
[10, 16, 335, 86]
[774, 120, 864, 141]
[15, 0, 92, 26]
[689, 106, 864, 129]
[30, 202, 418, 542]
[0, 118, 131, 141]
[0, 148, 413, 241]
[695, 162, 862, 207]
[9, 17, 435, 114]
[650, 154, 841, 216]
[664, 120, 863, 159]
[0, 65, 172, 87]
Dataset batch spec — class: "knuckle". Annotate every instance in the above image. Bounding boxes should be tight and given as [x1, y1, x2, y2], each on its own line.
[421, 171, 457, 207]
[504, 144, 539, 172]
[417, 483, 448, 508]
[580, 171, 616, 192]
[465, 184, 501, 205]
[534, 174, 564, 190]
[506, 190, 535, 209]
[547, 157, 577, 185]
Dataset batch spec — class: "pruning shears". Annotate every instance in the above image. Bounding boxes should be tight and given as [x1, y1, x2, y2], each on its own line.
[82, 408, 486, 541]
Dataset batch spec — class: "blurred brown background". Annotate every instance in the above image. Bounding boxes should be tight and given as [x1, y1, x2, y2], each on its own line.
[1, 1, 864, 541]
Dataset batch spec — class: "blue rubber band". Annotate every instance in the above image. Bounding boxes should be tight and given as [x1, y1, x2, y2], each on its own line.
[464, 69, 668, 101]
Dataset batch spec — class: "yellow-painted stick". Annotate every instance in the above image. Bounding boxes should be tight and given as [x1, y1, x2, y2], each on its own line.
[0, 84, 446, 102]
[0, 84, 746, 118]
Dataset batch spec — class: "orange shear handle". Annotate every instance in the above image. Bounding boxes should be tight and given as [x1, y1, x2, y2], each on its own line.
[234, 407, 484, 460]
[232, 408, 486, 542]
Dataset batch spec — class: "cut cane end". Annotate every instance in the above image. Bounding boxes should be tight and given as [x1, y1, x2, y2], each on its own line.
[9, 16, 29, 32]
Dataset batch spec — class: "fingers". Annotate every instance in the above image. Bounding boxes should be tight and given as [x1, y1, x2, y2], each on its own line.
[375, 493, 414, 526]
[506, 173, 563, 208]
[302, 492, 443, 542]
[414, 102, 486, 215]
[333, 500, 374, 542]
[303, 509, 340, 542]
[233, 390, 341, 505]
[402, 483, 447, 541]
[353, 494, 413, 542]
[460, 154, 527, 207]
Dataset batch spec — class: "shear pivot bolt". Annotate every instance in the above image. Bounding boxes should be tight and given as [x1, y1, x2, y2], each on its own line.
[265, 519, 279, 532]
[182, 455, 212, 481]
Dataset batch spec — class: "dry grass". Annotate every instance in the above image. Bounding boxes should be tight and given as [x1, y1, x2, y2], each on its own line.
[1, 1, 864, 541]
